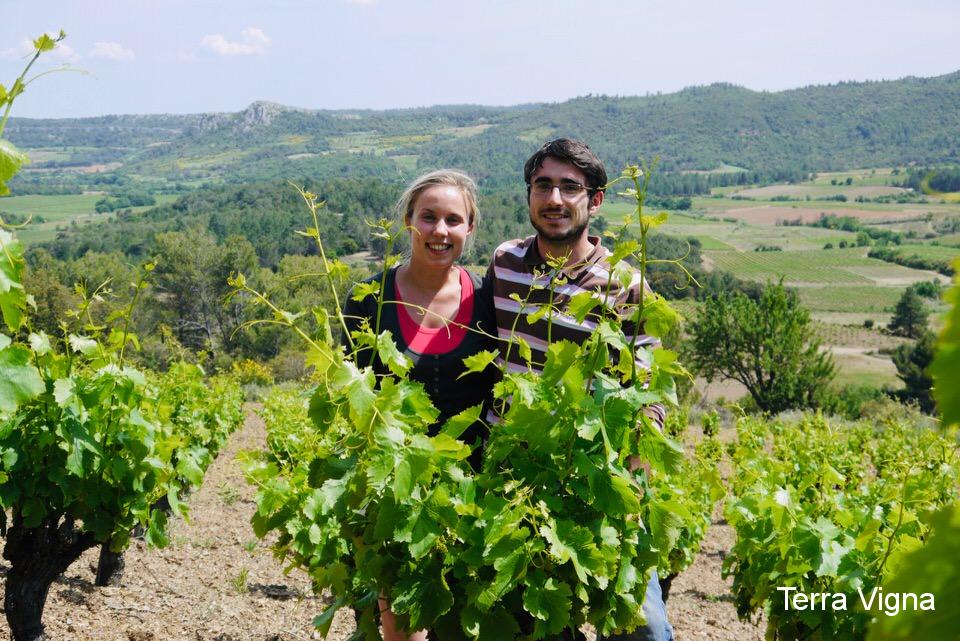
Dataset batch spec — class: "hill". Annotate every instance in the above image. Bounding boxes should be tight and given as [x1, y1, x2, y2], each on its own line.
[6, 72, 960, 188]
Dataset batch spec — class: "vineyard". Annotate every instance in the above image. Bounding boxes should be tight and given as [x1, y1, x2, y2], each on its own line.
[703, 248, 927, 286]
[1, 34, 959, 641]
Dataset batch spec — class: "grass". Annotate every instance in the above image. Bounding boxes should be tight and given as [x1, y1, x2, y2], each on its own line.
[891, 244, 960, 262]
[796, 286, 903, 313]
[10, 194, 177, 246]
[0, 194, 103, 221]
[231, 567, 250, 595]
[704, 247, 936, 287]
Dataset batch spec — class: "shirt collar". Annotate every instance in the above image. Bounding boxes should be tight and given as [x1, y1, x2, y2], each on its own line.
[522, 234, 607, 279]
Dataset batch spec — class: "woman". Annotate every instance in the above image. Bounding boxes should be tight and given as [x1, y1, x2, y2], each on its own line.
[342, 169, 498, 641]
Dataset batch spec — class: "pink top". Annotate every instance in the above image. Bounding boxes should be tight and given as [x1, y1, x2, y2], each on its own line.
[395, 267, 474, 355]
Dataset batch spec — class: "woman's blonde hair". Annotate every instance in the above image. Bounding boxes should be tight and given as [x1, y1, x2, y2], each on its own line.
[396, 169, 479, 229]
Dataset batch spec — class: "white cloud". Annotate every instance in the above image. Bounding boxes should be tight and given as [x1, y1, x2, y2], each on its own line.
[200, 27, 271, 56]
[89, 41, 135, 61]
[50, 42, 80, 63]
[0, 36, 78, 62]
[0, 39, 35, 61]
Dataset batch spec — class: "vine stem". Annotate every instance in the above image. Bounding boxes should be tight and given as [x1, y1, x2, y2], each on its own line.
[294, 184, 353, 350]
[0, 33, 66, 137]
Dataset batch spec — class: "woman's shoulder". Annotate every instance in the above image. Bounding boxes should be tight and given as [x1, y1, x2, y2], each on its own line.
[462, 266, 484, 288]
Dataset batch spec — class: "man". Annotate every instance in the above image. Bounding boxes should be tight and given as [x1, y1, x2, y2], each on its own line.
[487, 138, 673, 641]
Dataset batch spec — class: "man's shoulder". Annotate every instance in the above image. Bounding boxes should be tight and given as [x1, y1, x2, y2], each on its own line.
[493, 235, 534, 255]
[492, 236, 535, 265]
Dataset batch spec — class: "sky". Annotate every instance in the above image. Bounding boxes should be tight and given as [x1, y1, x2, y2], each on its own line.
[2, 0, 959, 119]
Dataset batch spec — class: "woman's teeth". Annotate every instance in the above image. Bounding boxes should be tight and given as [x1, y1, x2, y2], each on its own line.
[428, 243, 451, 251]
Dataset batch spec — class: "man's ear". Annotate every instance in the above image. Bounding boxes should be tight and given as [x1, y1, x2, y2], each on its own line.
[588, 189, 604, 214]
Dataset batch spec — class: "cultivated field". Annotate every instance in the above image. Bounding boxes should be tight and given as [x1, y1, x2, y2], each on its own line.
[702, 247, 937, 286]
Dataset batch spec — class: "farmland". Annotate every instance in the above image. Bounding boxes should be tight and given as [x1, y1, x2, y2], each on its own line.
[703, 247, 942, 286]
[1, 194, 178, 245]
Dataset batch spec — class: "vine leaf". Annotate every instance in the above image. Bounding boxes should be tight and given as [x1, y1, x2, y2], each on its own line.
[0, 344, 44, 413]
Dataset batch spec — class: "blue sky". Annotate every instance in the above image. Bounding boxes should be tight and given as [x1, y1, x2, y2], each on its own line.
[3, 0, 959, 118]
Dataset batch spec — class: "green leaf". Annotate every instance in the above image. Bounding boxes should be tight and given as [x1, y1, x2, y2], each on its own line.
[0, 228, 26, 330]
[640, 296, 680, 338]
[441, 403, 483, 440]
[481, 610, 522, 641]
[868, 504, 960, 640]
[588, 465, 641, 516]
[313, 595, 346, 637]
[145, 508, 169, 548]
[515, 336, 532, 365]
[541, 341, 579, 386]
[458, 349, 498, 379]
[477, 528, 529, 611]
[376, 330, 412, 377]
[0, 139, 29, 189]
[175, 449, 205, 486]
[390, 563, 453, 629]
[33, 33, 57, 52]
[53, 378, 76, 406]
[540, 520, 603, 584]
[0, 345, 44, 413]
[609, 239, 640, 268]
[27, 332, 51, 355]
[523, 572, 573, 637]
[931, 259, 960, 427]
[350, 281, 380, 302]
[68, 334, 98, 355]
[567, 291, 601, 323]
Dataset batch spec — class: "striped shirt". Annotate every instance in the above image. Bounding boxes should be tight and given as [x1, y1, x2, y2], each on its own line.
[486, 234, 666, 430]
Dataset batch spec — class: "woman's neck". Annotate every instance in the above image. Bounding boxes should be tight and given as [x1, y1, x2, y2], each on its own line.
[398, 261, 458, 295]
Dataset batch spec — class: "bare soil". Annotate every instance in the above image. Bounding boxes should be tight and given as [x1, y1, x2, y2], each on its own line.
[0, 408, 764, 641]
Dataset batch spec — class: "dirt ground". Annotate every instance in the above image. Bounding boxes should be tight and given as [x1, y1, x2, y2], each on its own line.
[0, 409, 765, 641]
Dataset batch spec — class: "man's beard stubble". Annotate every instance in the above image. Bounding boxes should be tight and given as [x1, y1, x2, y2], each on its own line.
[529, 208, 589, 244]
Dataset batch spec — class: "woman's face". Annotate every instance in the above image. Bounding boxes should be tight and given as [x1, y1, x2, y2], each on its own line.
[407, 185, 474, 271]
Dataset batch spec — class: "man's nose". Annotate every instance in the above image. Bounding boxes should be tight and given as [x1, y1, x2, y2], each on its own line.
[545, 186, 564, 206]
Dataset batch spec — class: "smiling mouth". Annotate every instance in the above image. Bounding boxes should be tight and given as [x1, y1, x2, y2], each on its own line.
[541, 211, 569, 221]
[427, 243, 453, 253]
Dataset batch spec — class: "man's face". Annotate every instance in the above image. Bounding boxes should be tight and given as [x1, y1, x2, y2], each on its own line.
[528, 157, 603, 244]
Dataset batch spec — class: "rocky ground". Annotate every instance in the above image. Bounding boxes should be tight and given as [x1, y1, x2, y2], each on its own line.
[0, 408, 764, 641]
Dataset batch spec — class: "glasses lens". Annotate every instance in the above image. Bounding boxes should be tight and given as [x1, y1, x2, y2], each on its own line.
[560, 184, 585, 197]
[531, 181, 552, 195]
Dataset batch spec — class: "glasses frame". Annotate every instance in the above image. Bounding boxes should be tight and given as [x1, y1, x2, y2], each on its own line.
[528, 179, 594, 199]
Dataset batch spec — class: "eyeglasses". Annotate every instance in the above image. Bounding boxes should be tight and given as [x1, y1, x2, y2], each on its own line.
[529, 180, 590, 198]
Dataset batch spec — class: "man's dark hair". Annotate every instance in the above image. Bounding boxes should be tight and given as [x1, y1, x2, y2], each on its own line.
[523, 138, 608, 192]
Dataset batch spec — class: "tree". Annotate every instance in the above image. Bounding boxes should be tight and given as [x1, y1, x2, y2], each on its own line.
[151, 230, 258, 354]
[687, 282, 836, 413]
[888, 288, 929, 338]
[891, 329, 936, 412]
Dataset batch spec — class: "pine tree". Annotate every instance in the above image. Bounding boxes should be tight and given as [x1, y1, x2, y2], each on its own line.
[888, 288, 929, 338]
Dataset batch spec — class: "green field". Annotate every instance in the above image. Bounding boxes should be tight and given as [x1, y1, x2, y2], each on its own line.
[892, 244, 960, 262]
[5, 194, 177, 246]
[704, 247, 933, 286]
[601, 203, 858, 250]
[796, 286, 903, 313]
[0, 194, 103, 222]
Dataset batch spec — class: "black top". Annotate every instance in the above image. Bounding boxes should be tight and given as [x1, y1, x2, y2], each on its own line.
[341, 267, 499, 452]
